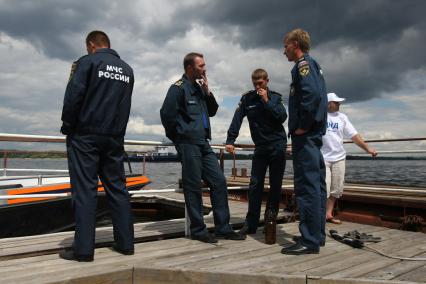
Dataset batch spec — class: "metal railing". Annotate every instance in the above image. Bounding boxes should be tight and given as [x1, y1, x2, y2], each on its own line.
[0, 133, 257, 236]
[2, 132, 425, 174]
[1, 132, 425, 236]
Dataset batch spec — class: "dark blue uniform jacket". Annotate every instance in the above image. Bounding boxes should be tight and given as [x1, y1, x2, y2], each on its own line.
[288, 54, 327, 135]
[160, 75, 218, 144]
[61, 48, 134, 137]
[226, 90, 287, 146]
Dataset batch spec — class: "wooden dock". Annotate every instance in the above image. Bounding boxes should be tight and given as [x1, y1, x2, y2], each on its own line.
[0, 191, 425, 283]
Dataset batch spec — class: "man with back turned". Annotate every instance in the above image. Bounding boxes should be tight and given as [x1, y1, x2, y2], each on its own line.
[59, 30, 135, 261]
[160, 52, 245, 243]
[282, 28, 328, 255]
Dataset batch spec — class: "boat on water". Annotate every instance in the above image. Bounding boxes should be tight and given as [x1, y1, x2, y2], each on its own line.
[126, 145, 179, 162]
[226, 174, 426, 233]
[0, 173, 151, 238]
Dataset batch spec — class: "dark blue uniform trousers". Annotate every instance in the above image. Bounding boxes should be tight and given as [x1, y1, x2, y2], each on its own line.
[246, 142, 286, 231]
[176, 143, 233, 237]
[292, 132, 326, 250]
[66, 134, 134, 256]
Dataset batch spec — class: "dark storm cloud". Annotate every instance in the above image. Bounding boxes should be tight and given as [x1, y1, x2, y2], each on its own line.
[196, 0, 424, 49]
[0, 0, 111, 60]
[189, 0, 426, 102]
[1, 0, 424, 103]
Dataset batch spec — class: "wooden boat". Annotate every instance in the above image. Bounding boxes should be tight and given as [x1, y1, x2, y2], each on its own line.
[0, 174, 150, 238]
[226, 175, 426, 233]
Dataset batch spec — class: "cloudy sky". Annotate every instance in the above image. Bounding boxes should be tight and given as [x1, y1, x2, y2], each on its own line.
[0, 0, 425, 153]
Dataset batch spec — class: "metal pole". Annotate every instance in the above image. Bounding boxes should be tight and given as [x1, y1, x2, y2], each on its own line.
[343, 137, 426, 143]
[143, 154, 146, 175]
[184, 205, 191, 237]
[219, 149, 224, 172]
[3, 151, 7, 176]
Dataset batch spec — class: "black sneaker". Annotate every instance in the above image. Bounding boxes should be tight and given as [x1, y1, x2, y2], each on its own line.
[239, 225, 257, 235]
[216, 231, 246, 240]
[281, 243, 319, 255]
[191, 233, 218, 243]
[112, 245, 134, 255]
[59, 249, 94, 262]
[292, 235, 325, 247]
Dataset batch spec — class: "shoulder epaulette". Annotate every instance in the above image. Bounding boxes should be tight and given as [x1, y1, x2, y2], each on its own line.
[241, 90, 253, 97]
[174, 79, 183, 87]
[68, 55, 89, 82]
[297, 60, 309, 68]
[297, 58, 310, 76]
[75, 54, 89, 63]
[68, 60, 78, 82]
[269, 90, 282, 97]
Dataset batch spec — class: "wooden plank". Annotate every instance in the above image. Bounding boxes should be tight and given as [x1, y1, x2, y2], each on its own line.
[362, 253, 426, 280]
[0, 223, 185, 260]
[394, 264, 426, 282]
[263, 243, 369, 275]
[7, 266, 133, 284]
[0, 219, 363, 256]
[149, 227, 301, 268]
[176, 243, 301, 272]
[0, 250, 133, 283]
[361, 232, 426, 255]
[0, 238, 194, 273]
[0, 193, 286, 260]
[0, 192, 245, 256]
[3, 236, 304, 283]
[300, 232, 426, 277]
[134, 267, 306, 284]
[1, 230, 425, 284]
[307, 276, 420, 284]
[262, 224, 422, 276]
[266, 230, 425, 277]
[1, 188, 425, 284]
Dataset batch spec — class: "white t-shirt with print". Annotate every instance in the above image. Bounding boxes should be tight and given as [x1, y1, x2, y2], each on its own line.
[321, 112, 358, 162]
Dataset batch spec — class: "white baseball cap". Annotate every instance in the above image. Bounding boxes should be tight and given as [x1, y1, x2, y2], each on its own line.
[327, 92, 345, 102]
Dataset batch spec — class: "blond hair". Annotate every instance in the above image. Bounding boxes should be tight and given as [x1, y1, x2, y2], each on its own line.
[285, 28, 311, 53]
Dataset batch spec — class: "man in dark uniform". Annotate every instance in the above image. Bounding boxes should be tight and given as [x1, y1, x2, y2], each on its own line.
[225, 68, 287, 235]
[160, 52, 245, 243]
[281, 28, 328, 255]
[59, 31, 135, 261]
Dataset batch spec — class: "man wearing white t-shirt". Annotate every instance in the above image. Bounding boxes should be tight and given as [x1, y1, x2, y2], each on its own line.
[321, 93, 377, 224]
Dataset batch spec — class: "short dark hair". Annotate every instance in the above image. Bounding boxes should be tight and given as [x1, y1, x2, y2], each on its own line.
[183, 52, 203, 71]
[86, 30, 110, 48]
[251, 68, 269, 80]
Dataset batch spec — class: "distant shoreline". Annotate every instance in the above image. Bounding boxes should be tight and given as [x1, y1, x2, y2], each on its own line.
[1, 151, 425, 160]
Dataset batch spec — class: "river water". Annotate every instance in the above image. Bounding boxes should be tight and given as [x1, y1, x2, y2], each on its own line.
[3, 158, 426, 188]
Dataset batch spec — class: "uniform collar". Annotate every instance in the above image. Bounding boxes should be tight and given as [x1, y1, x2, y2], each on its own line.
[181, 74, 202, 96]
[95, 48, 120, 58]
[297, 53, 309, 62]
[249, 89, 271, 99]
